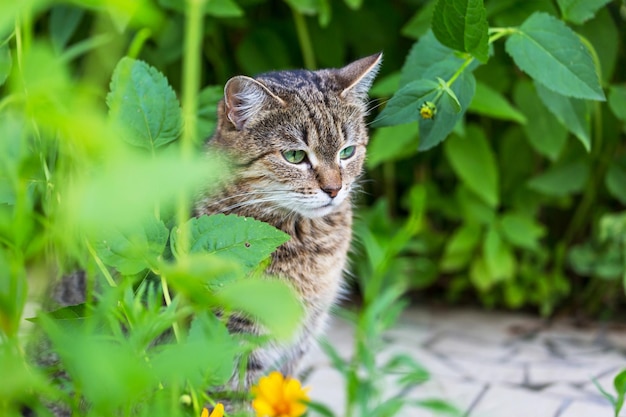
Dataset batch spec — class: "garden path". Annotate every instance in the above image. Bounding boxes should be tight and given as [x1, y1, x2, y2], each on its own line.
[304, 306, 626, 417]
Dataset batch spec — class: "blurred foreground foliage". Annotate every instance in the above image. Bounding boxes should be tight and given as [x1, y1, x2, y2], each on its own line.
[0, 0, 625, 416]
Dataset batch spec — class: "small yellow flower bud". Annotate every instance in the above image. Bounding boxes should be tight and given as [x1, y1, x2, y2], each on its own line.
[419, 101, 437, 120]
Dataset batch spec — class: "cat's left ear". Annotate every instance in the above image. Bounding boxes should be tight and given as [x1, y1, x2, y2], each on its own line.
[338, 52, 383, 102]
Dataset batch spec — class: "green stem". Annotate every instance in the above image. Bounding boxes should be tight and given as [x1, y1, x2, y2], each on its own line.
[291, 8, 316, 69]
[127, 28, 152, 59]
[178, 0, 206, 254]
[85, 240, 117, 288]
[488, 27, 516, 44]
[161, 274, 181, 341]
[446, 55, 474, 88]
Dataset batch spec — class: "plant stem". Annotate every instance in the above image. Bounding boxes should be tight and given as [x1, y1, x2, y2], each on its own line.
[488, 27, 515, 44]
[178, 0, 206, 254]
[446, 56, 474, 88]
[85, 240, 117, 288]
[291, 8, 316, 69]
[127, 28, 152, 59]
[161, 274, 181, 341]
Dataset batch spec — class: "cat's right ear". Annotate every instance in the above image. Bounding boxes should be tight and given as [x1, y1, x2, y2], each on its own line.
[224, 76, 285, 130]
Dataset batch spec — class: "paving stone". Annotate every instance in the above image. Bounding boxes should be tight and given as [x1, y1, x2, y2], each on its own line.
[406, 377, 487, 415]
[469, 385, 563, 417]
[447, 357, 525, 385]
[528, 361, 612, 385]
[428, 334, 515, 362]
[378, 345, 465, 379]
[304, 366, 346, 415]
[540, 382, 606, 404]
[558, 400, 623, 417]
[508, 343, 555, 364]
[580, 365, 626, 398]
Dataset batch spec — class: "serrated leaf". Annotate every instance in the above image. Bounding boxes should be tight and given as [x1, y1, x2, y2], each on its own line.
[468, 81, 526, 124]
[500, 212, 545, 250]
[107, 57, 183, 150]
[535, 82, 591, 151]
[372, 79, 440, 127]
[445, 125, 499, 207]
[49, 5, 85, 52]
[0, 44, 11, 87]
[527, 160, 589, 196]
[92, 217, 169, 275]
[505, 12, 605, 101]
[513, 80, 567, 161]
[216, 278, 303, 340]
[557, 0, 612, 25]
[432, 0, 489, 62]
[366, 124, 419, 169]
[606, 163, 626, 205]
[171, 214, 290, 273]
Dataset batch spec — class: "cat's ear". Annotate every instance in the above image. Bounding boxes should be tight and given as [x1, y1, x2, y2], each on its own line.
[224, 76, 285, 130]
[338, 52, 383, 102]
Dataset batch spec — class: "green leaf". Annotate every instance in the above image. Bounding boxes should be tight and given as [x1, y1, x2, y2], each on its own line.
[527, 160, 589, 197]
[505, 12, 605, 101]
[608, 85, 626, 123]
[535, 82, 592, 151]
[159, 0, 243, 16]
[439, 77, 461, 113]
[49, 5, 85, 52]
[577, 8, 619, 83]
[440, 222, 482, 272]
[107, 57, 183, 150]
[400, 31, 477, 87]
[468, 81, 526, 124]
[197, 85, 222, 141]
[557, 0, 612, 25]
[606, 163, 626, 205]
[500, 212, 545, 250]
[92, 217, 169, 275]
[342, 0, 363, 9]
[372, 79, 440, 127]
[432, 0, 489, 62]
[216, 278, 303, 340]
[0, 44, 11, 87]
[366, 124, 419, 169]
[419, 70, 476, 150]
[284, 0, 319, 14]
[235, 28, 292, 75]
[513, 80, 568, 161]
[444, 125, 499, 207]
[171, 214, 290, 273]
[483, 226, 516, 281]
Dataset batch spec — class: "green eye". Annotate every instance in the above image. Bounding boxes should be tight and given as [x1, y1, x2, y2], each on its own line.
[282, 150, 306, 164]
[339, 146, 356, 160]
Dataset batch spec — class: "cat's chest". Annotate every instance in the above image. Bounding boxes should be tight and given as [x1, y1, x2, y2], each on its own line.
[268, 211, 352, 304]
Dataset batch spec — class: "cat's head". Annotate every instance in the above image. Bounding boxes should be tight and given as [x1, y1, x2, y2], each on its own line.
[211, 53, 382, 219]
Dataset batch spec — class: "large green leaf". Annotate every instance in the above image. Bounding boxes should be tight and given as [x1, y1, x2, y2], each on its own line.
[468, 81, 526, 124]
[440, 222, 482, 272]
[171, 214, 290, 273]
[401, 1, 436, 40]
[556, 0, 612, 25]
[107, 57, 183, 150]
[432, 0, 489, 62]
[483, 225, 516, 282]
[216, 278, 303, 340]
[513, 80, 567, 161]
[92, 216, 169, 275]
[535, 82, 592, 152]
[527, 160, 589, 197]
[444, 125, 499, 207]
[505, 12, 605, 101]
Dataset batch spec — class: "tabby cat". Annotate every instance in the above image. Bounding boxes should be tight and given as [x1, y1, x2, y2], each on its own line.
[195, 52, 382, 389]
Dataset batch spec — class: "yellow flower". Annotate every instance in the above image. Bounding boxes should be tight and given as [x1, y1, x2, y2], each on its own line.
[251, 371, 310, 417]
[201, 403, 224, 417]
[419, 101, 437, 120]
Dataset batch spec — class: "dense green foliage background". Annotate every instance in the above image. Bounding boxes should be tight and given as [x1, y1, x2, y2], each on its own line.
[1, 0, 626, 416]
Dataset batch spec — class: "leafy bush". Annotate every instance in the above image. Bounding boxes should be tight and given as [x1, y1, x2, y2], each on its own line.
[0, 0, 625, 416]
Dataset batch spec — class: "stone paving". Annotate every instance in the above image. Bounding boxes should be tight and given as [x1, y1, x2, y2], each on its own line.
[303, 307, 626, 417]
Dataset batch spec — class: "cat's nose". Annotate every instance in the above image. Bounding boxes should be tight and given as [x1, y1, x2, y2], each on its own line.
[321, 185, 341, 198]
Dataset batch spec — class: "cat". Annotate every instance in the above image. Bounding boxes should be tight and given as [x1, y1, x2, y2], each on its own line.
[33, 52, 382, 415]
[195, 52, 382, 391]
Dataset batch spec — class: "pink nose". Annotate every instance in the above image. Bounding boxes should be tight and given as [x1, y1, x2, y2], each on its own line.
[322, 185, 341, 198]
